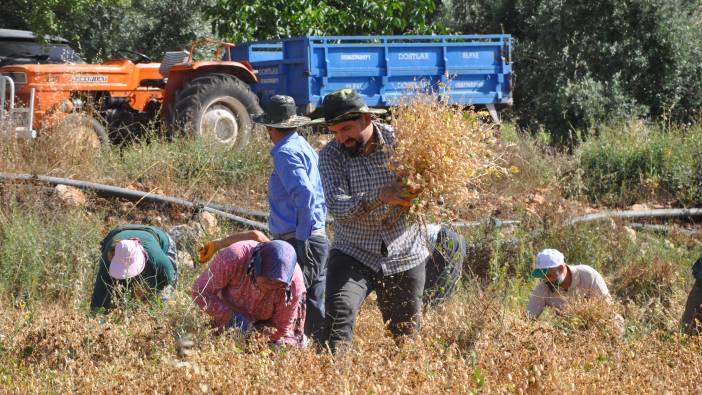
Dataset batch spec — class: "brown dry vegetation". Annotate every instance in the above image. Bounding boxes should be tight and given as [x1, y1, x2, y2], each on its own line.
[2, 290, 702, 393]
[389, 90, 506, 222]
[0, 123, 271, 212]
[2, 112, 702, 393]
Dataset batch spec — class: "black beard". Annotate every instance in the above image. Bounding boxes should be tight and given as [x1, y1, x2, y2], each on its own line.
[341, 139, 363, 156]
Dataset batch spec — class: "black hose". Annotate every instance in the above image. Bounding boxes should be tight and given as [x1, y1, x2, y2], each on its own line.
[204, 202, 268, 221]
[0, 172, 268, 231]
[628, 223, 698, 236]
[451, 219, 521, 229]
[2, 172, 701, 234]
[566, 208, 702, 225]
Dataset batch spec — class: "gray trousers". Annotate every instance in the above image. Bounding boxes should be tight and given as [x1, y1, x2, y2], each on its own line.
[681, 279, 702, 335]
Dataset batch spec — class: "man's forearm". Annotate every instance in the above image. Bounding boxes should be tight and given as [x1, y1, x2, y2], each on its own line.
[327, 189, 384, 222]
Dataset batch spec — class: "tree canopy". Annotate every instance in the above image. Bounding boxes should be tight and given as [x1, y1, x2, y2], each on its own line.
[5, 0, 702, 138]
[206, 0, 446, 42]
[446, 0, 702, 140]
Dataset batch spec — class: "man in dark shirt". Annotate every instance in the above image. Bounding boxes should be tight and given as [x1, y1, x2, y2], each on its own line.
[681, 255, 702, 335]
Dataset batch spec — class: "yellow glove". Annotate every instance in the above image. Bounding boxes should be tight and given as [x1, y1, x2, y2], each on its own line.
[198, 241, 217, 264]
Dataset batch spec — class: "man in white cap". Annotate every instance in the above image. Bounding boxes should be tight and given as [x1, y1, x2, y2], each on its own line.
[90, 224, 177, 314]
[526, 248, 614, 319]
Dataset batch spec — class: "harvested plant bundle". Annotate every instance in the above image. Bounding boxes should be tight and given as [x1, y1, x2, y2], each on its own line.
[388, 89, 505, 221]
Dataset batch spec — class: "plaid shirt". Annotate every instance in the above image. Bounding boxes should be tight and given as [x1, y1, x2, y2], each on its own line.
[319, 122, 430, 275]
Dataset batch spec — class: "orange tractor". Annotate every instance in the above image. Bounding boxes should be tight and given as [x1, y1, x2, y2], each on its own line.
[0, 39, 262, 147]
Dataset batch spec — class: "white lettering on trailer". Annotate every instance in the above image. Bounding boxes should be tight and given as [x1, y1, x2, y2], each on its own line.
[462, 52, 480, 59]
[257, 67, 278, 75]
[71, 75, 107, 83]
[393, 81, 430, 89]
[259, 78, 279, 85]
[344, 83, 365, 90]
[340, 54, 372, 61]
[454, 81, 484, 89]
[398, 52, 430, 61]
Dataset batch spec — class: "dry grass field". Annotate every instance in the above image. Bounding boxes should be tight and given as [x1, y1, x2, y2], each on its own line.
[1, 116, 701, 393]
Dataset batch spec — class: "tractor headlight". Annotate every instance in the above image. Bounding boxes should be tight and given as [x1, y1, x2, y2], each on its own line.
[0, 72, 28, 85]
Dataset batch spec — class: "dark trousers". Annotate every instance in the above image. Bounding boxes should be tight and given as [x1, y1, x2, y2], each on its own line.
[681, 279, 702, 335]
[282, 234, 329, 340]
[165, 233, 178, 284]
[424, 227, 465, 307]
[323, 249, 426, 353]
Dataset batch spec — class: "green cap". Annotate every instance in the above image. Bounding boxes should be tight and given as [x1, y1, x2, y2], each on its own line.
[252, 95, 310, 128]
[307, 88, 386, 125]
[531, 268, 550, 278]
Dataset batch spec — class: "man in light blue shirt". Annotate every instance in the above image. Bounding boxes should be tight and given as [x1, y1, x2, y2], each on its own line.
[254, 95, 329, 341]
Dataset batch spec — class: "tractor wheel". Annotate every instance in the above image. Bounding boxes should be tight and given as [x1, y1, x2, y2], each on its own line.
[54, 112, 109, 147]
[172, 73, 262, 147]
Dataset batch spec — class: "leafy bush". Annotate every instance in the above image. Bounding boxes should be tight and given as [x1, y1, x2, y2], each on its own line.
[4, 0, 215, 61]
[555, 75, 646, 138]
[571, 123, 702, 206]
[208, 0, 446, 42]
[446, 0, 702, 138]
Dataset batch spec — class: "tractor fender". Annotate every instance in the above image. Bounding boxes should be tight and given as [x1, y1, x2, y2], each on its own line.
[162, 61, 258, 120]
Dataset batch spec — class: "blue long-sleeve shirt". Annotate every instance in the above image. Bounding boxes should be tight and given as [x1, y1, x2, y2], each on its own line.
[268, 132, 327, 240]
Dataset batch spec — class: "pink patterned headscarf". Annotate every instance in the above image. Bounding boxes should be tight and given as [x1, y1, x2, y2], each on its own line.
[247, 240, 297, 302]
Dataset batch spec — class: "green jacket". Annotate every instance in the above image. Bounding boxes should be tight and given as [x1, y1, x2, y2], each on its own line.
[90, 224, 175, 313]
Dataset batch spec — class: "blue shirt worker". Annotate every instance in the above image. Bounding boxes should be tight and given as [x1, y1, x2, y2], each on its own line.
[255, 95, 329, 340]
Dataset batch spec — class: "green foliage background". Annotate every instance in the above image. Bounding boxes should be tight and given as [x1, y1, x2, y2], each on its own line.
[206, 0, 446, 42]
[445, 0, 702, 140]
[3, 0, 702, 137]
[2, 0, 214, 61]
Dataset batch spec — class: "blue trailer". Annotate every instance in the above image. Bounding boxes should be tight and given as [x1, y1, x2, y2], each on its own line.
[231, 35, 513, 123]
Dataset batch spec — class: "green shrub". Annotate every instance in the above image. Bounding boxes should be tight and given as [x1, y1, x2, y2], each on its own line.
[98, 136, 271, 198]
[569, 123, 702, 206]
[447, 0, 702, 138]
[0, 204, 102, 304]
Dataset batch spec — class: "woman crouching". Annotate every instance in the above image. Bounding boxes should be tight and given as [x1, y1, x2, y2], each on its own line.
[192, 240, 306, 347]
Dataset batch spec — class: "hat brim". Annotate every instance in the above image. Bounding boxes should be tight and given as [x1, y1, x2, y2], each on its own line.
[109, 253, 146, 280]
[253, 114, 311, 129]
[307, 107, 387, 125]
[531, 268, 550, 278]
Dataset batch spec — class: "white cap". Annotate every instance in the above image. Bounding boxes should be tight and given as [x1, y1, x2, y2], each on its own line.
[532, 248, 565, 277]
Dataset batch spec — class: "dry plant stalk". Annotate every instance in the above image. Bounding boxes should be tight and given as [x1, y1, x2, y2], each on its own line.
[388, 87, 506, 222]
[0, 115, 101, 175]
[6, 294, 702, 393]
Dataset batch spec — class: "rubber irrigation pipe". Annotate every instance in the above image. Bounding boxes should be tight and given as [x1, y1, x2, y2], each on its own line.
[566, 208, 702, 225]
[204, 202, 268, 221]
[0, 172, 267, 231]
[0, 171, 515, 229]
[204, 204, 523, 230]
[2, 172, 701, 232]
[628, 223, 699, 236]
